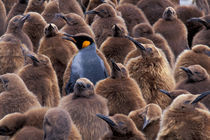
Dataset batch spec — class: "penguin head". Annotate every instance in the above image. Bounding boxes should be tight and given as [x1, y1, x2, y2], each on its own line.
[43, 0, 60, 15]
[180, 65, 209, 82]
[96, 114, 139, 136]
[159, 89, 190, 100]
[192, 44, 210, 56]
[7, 14, 30, 32]
[24, 12, 46, 25]
[111, 61, 128, 79]
[169, 92, 210, 112]
[132, 23, 154, 38]
[56, 13, 85, 26]
[112, 24, 127, 37]
[63, 33, 95, 50]
[163, 7, 177, 21]
[73, 78, 95, 98]
[85, 3, 117, 18]
[44, 23, 58, 37]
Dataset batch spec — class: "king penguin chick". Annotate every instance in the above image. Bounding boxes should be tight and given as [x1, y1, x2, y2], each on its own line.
[86, 3, 127, 47]
[57, 13, 95, 38]
[129, 103, 162, 140]
[116, 3, 149, 35]
[24, 0, 46, 14]
[0, 73, 41, 119]
[18, 51, 61, 107]
[137, 0, 175, 25]
[100, 24, 136, 64]
[174, 44, 210, 83]
[23, 12, 47, 52]
[62, 34, 110, 95]
[43, 108, 82, 140]
[38, 23, 78, 95]
[0, 0, 6, 36]
[59, 78, 109, 140]
[132, 23, 175, 68]
[5, 14, 33, 51]
[175, 65, 210, 109]
[95, 61, 146, 115]
[125, 36, 175, 109]
[153, 7, 189, 58]
[157, 92, 210, 140]
[41, 0, 65, 29]
[97, 114, 146, 140]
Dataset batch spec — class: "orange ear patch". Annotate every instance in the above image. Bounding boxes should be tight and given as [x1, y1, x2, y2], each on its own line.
[82, 41, 91, 48]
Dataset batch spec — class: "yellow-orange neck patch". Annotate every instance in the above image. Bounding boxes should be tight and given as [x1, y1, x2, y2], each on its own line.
[82, 41, 91, 48]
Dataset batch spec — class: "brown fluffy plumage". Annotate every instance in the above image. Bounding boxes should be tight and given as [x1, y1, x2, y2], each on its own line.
[132, 23, 175, 68]
[174, 44, 210, 82]
[5, 14, 33, 51]
[116, 3, 149, 35]
[88, 3, 127, 47]
[129, 103, 162, 140]
[38, 23, 78, 94]
[100, 24, 135, 64]
[95, 61, 146, 115]
[18, 52, 61, 107]
[43, 108, 82, 140]
[157, 93, 210, 140]
[0, 0, 6, 36]
[24, 0, 46, 14]
[137, 0, 175, 25]
[59, 78, 109, 140]
[119, 0, 140, 5]
[2, 0, 18, 14]
[23, 12, 47, 52]
[125, 40, 175, 109]
[153, 7, 189, 58]
[97, 113, 146, 140]
[0, 73, 41, 119]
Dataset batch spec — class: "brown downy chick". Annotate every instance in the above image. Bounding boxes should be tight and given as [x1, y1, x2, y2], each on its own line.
[169, 0, 179, 5]
[97, 114, 146, 140]
[0, 0, 6, 36]
[125, 36, 175, 109]
[6, 0, 28, 29]
[58, 0, 84, 17]
[5, 14, 33, 51]
[100, 24, 135, 65]
[119, 0, 140, 5]
[41, 0, 65, 29]
[116, 3, 149, 35]
[157, 92, 210, 140]
[18, 50, 61, 107]
[129, 103, 162, 140]
[95, 61, 146, 115]
[0, 73, 41, 119]
[153, 7, 189, 58]
[175, 5, 204, 48]
[132, 23, 175, 68]
[58, 13, 95, 38]
[24, 0, 46, 14]
[175, 65, 210, 109]
[86, 3, 127, 47]
[174, 44, 210, 82]
[137, 0, 175, 25]
[2, 0, 18, 14]
[85, 0, 116, 25]
[190, 15, 210, 47]
[59, 78, 109, 140]
[43, 108, 82, 140]
[38, 23, 78, 95]
[23, 12, 47, 52]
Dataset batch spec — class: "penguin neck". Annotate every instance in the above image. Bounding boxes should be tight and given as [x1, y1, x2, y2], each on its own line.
[80, 43, 96, 53]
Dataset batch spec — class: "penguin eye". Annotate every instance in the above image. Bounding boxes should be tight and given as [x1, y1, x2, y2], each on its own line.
[82, 41, 91, 48]
[13, 19, 19, 22]
[86, 84, 91, 88]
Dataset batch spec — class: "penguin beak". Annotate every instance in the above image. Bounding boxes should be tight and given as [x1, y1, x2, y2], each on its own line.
[142, 116, 150, 130]
[111, 60, 121, 71]
[20, 14, 30, 23]
[26, 54, 40, 66]
[180, 67, 193, 76]
[85, 10, 100, 15]
[160, 89, 172, 99]
[75, 81, 86, 89]
[56, 14, 72, 25]
[187, 18, 209, 29]
[125, 36, 146, 51]
[191, 91, 210, 104]
[96, 114, 117, 128]
[100, 0, 106, 3]
[113, 24, 120, 32]
[62, 36, 77, 43]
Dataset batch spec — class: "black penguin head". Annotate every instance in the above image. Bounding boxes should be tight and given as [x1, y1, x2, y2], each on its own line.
[180, 65, 209, 82]
[63, 33, 95, 50]
[111, 60, 128, 79]
[163, 7, 177, 21]
[112, 24, 127, 37]
[44, 23, 58, 37]
[187, 17, 210, 30]
[73, 78, 94, 98]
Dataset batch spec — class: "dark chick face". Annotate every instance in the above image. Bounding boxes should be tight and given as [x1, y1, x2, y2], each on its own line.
[111, 61, 128, 79]
[73, 78, 94, 98]
[44, 23, 58, 37]
[163, 7, 177, 21]
[112, 24, 127, 37]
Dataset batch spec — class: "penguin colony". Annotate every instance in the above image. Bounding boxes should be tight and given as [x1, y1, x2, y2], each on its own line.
[0, 0, 209, 140]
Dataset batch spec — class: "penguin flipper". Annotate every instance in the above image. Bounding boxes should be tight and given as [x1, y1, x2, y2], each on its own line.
[65, 72, 80, 95]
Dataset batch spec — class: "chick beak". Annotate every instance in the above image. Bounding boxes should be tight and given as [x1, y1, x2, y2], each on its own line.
[125, 36, 146, 51]
[96, 114, 117, 129]
[180, 67, 193, 76]
[142, 116, 150, 130]
[160, 89, 172, 99]
[111, 60, 121, 71]
[191, 91, 210, 104]
[20, 14, 30, 23]
[26, 54, 40, 66]
[85, 10, 100, 15]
